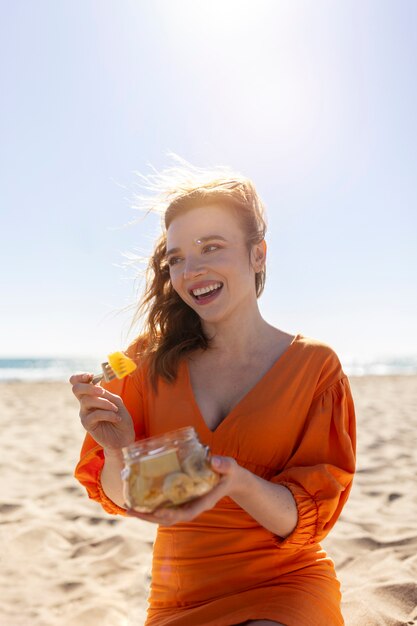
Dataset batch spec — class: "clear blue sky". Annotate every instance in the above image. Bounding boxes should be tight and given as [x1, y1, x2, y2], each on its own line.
[1, 0, 416, 363]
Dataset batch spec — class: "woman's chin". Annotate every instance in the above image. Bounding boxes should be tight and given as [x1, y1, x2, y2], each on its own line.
[197, 306, 235, 327]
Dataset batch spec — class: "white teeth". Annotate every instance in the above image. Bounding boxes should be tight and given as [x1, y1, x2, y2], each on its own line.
[192, 283, 222, 297]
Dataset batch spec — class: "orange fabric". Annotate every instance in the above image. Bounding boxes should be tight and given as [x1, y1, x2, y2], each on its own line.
[74, 335, 356, 626]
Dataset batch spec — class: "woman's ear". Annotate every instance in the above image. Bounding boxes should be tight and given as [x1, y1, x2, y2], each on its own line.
[251, 240, 267, 272]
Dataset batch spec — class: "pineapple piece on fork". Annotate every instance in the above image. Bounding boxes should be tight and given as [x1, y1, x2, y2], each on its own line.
[90, 351, 137, 385]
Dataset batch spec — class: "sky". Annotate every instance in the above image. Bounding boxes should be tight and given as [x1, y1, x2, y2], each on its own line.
[1, 0, 416, 365]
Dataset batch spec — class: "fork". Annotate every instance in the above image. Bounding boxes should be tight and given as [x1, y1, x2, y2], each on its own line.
[90, 351, 137, 385]
[90, 363, 118, 384]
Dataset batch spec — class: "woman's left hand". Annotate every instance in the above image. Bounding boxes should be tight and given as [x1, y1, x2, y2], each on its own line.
[125, 455, 244, 526]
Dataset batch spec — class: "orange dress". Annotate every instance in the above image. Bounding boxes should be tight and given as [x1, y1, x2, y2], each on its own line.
[75, 334, 356, 626]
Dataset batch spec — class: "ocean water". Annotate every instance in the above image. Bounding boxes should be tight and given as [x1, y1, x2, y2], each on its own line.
[0, 358, 101, 382]
[0, 356, 417, 382]
[342, 357, 417, 376]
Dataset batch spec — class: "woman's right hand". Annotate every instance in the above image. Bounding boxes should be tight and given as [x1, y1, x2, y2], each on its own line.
[69, 373, 136, 451]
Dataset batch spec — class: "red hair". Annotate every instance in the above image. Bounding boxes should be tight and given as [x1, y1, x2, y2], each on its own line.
[129, 162, 267, 387]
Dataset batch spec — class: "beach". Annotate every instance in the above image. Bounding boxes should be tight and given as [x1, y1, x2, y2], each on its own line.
[0, 376, 416, 626]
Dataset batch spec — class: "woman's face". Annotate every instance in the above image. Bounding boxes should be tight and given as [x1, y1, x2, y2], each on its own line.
[166, 204, 265, 326]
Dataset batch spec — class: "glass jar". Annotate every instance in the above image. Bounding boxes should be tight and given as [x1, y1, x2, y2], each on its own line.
[122, 426, 220, 513]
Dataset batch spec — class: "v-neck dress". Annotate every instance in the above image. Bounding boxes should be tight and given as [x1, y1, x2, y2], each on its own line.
[75, 334, 356, 626]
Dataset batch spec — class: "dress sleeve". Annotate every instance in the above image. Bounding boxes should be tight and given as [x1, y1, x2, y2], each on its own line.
[73, 349, 146, 516]
[271, 376, 356, 549]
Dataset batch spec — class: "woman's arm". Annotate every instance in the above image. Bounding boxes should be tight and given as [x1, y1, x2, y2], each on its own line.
[100, 448, 126, 509]
[226, 460, 298, 538]
[71, 373, 137, 514]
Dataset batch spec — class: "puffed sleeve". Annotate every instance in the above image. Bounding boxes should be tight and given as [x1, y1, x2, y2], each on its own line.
[73, 343, 146, 516]
[271, 376, 356, 549]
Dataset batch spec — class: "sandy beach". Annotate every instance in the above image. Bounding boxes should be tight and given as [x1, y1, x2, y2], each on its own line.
[0, 376, 416, 626]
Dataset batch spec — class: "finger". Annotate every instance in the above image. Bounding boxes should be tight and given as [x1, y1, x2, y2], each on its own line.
[99, 388, 127, 408]
[80, 396, 119, 414]
[179, 491, 220, 519]
[125, 508, 169, 525]
[69, 373, 93, 385]
[72, 382, 106, 400]
[80, 409, 122, 431]
[126, 507, 186, 526]
[158, 481, 228, 522]
[155, 494, 222, 524]
[152, 507, 187, 525]
[210, 455, 235, 475]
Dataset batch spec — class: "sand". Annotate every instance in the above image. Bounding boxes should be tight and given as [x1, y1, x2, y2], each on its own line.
[0, 376, 416, 626]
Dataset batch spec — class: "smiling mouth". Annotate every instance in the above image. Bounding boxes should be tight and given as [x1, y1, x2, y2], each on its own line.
[189, 282, 223, 302]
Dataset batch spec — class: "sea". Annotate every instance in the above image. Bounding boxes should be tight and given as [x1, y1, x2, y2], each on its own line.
[0, 356, 417, 382]
[0, 358, 101, 382]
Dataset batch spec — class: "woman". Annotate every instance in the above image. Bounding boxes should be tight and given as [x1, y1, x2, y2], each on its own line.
[71, 165, 356, 626]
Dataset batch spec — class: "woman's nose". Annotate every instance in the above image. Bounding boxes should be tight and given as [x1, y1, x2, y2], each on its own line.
[183, 255, 206, 280]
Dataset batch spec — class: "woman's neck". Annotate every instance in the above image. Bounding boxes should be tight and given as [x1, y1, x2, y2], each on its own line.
[201, 306, 277, 362]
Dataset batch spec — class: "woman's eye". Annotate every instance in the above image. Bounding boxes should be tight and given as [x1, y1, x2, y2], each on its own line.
[168, 256, 183, 267]
[203, 244, 220, 253]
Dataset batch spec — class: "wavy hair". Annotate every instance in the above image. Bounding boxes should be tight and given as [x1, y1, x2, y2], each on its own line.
[129, 158, 267, 387]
